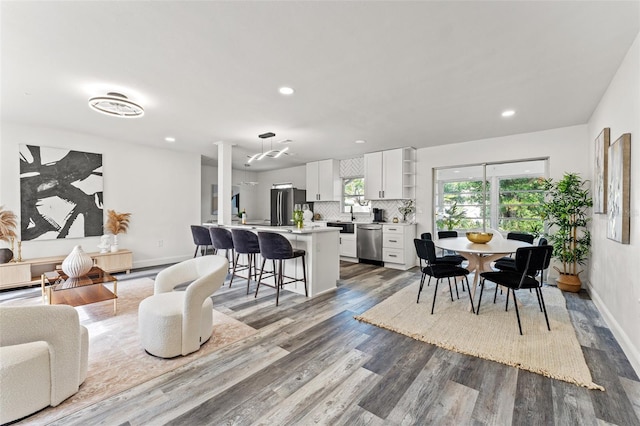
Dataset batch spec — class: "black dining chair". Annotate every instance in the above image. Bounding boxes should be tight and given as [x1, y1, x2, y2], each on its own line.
[436, 230, 467, 260]
[190, 225, 213, 258]
[256, 232, 307, 306]
[414, 239, 474, 314]
[208, 227, 235, 279]
[421, 232, 465, 268]
[495, 237, 547, 272]
[478, 245, 553, 335]
[230, 229, 262, 294]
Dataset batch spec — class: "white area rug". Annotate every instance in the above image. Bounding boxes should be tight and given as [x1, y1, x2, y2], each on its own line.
[355, 280, 603, 390]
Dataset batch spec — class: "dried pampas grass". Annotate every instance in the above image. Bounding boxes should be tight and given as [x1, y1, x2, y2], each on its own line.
[0, 206, 18, 242]
[105, 210, 131, 235]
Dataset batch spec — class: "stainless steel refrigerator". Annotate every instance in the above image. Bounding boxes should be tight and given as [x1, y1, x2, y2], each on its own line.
[271, 188, 307, 226]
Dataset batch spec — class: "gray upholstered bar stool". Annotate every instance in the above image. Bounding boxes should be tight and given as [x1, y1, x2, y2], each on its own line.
[190, 225, 213, 257]
[208, 227, 235, 280]
[255, 231, 307, 306]
[230, 229, 262, 294]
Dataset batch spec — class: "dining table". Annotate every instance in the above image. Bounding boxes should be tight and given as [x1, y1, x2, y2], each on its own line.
[434, 235, 532, 310]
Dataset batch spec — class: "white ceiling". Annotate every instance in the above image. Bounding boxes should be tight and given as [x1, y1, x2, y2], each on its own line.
[2, 1, 638, 171]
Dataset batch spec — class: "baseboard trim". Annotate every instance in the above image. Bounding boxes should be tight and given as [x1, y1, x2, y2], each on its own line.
[586, 281, 640, 377]
[132, 255, 191, 270]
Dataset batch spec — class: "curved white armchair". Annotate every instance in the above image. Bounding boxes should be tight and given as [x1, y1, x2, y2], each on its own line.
[0, 305, 89, 424]
[138, 255, 228, 358]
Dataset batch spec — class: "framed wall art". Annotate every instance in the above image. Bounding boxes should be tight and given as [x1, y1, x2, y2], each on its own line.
[593, 127, 610, 214]
[19, 145, 103, 241]
[606, 133, 631, 244]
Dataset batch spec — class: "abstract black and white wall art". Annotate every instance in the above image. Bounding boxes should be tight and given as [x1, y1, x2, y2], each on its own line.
[593, 127, 610, 214]
[19, 145, 103, 241]
[606, 133, 631, 244]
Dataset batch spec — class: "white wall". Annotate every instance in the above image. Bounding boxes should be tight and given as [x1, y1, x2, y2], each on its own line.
[0, 123, 200, 268]
[200, 164, 260, 223]
[587, 32, 640, 374]
[415, 124, 590, 240]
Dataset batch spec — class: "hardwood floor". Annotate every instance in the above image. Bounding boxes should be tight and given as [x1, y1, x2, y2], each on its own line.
[10, 262, 640, 425]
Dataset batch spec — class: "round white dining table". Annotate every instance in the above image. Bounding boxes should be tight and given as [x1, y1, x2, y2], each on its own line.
[434, 236, 532, 310]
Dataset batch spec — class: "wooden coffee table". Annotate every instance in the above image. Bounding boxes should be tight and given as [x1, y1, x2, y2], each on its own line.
[41, 266, 118, 314]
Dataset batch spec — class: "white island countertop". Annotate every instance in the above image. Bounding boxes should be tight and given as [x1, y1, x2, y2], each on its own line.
[202, 222, 340, 297]
[202, 223, 339, 234]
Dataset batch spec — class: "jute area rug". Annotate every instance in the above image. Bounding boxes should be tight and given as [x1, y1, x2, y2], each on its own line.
[3, 277, 257, 425]
[355, 279, 603, 390]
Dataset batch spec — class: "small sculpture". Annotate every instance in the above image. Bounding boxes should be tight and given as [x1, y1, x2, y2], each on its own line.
[98, 235, 111, 253]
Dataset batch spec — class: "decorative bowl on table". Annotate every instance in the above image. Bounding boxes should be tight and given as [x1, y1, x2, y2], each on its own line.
[466, 232, 493, 244]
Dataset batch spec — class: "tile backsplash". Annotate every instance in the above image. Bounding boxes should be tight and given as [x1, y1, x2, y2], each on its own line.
[312, 199, 415, 223]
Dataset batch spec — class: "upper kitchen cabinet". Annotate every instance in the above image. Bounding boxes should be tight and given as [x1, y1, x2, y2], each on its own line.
[306, 159, 341, 202]
[364, 147, 415, 200]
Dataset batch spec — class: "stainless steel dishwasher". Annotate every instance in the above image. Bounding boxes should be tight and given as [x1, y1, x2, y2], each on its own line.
[357, 224, 383, 265]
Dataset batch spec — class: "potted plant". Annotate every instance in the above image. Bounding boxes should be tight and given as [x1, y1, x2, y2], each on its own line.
[105, 210, 131, 252]
[398, 200, 415, 222]
[0, 206, 18, 263]
[541, 173, 592, 292]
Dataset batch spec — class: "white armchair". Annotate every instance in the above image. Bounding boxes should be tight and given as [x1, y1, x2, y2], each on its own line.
[0, 305, 89, 424]
[138, 255, 228, 358]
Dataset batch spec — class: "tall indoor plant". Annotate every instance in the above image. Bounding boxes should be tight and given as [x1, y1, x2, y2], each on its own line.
[541, 173, 592, 292]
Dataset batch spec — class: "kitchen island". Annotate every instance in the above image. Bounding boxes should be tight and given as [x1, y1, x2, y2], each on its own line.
[203, 223, 339, 298]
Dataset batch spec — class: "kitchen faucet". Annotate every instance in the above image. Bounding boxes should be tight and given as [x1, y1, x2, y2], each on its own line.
[350, 205, 355, 221]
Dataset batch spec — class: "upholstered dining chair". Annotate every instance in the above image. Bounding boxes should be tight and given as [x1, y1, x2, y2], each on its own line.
[413, 238, 474, 314]
[423, 232, 466, 266]
[0, 305, 89, 424]
[495, 236, 546, 272]
[191, 225, 213, 257]
[138, 255, 228, 358]
[478, 245, 553, 335]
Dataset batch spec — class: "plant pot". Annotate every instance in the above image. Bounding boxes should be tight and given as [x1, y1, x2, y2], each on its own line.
[556, 273, 582, 292]
[0, 248, 13, 264]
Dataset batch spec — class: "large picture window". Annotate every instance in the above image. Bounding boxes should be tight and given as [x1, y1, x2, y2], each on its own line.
[434, 159, 547, 234]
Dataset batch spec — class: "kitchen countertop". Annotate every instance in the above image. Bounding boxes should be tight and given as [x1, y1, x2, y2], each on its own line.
[202, 223, 339, 234]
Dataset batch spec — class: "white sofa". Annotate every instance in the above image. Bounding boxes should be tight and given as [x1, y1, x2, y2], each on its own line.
[0, 305, 89, 424]
[138, 255, 228, 358]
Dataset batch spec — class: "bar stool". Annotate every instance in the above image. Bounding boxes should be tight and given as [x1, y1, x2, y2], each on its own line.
[255, 232, 307, 306]
[230, 229, 262, 294]
[208, 227, 235, 282]
[190, 225, 213, 257]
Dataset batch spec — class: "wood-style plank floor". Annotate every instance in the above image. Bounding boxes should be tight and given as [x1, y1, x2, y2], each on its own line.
[9, 262, 640, 425]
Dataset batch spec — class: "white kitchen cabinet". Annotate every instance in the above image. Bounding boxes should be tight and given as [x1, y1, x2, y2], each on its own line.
[306, 159, 340, 202]
[339, 233, 357, 259]
[383, 223, 416, 270]
[364, 147, 415, 200]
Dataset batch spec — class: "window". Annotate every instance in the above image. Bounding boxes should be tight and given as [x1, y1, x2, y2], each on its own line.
[434, 159, 547, 234]
[343, 177, 370, 213]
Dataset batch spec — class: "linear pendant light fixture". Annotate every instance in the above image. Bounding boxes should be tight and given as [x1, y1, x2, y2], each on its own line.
[247, 132, 289, 163]
[88, 92, 144, 118]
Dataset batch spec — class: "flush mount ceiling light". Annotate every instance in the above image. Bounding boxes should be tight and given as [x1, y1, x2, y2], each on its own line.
[165, 136, 176, 143]
[501, 109, 516, 117]
[247, 132, 290, 163]
[278, 86, 294, 95]
[88, 92, 144, 118]
[355, 139, 366, 144]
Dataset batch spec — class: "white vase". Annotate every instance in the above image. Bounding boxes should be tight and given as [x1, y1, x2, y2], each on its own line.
[62, 245, 93, 278]
[111, 234, 119, 252]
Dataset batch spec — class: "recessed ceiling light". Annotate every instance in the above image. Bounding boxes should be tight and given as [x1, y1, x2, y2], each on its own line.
[453, 170, 460, 173]
[88, 92, 144, 118]
[279, 87, 294, 95]
[501, 109, 516, 117]
[165, 137, 176, 143]
[355, 140, 366, 144]
[278, 139, 293, 144]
